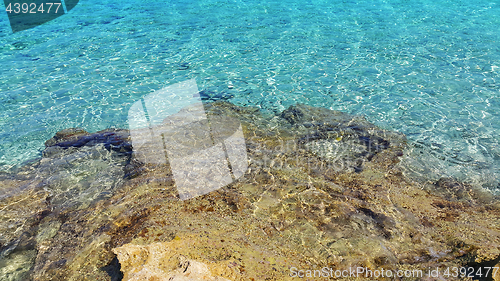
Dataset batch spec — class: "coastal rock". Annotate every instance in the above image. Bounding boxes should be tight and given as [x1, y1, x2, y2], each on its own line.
[36, 128, 135, 209]
[432, 177, 496, 205]
[113, 241, 231, 281]
[278, 104, 406, 172]
[0, 179, 50, 281]
[1, 101, 500, 281]
[0, 129, 136, 280]
[43, 128, 132, 157]
[44, 128, 89, 147]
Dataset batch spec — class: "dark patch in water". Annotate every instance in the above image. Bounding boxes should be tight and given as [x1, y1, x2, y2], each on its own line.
[45, 129, 132, 155]
[358, 135, 390, 153]
[11, 42, 28, 50]
[178, 62, 189, 70]
[434, 177, 475, 202]
[358, 207, 394, 239]
[198, 89, 234, 102]
[280, 107, 305, 125]
[282, 104, 406, 172]
[123, 158, 145, 179]
[47, 259, 67, 271]
[101, 256, 124, 281]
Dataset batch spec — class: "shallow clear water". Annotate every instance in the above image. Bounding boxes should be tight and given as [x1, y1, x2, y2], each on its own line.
[1, 0, 500, 189]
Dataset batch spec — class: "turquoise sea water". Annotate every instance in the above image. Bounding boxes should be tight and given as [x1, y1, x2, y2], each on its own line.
[0, 0, 499, 190]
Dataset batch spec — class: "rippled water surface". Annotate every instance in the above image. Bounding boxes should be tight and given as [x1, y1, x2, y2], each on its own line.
[1, 0, 500, 190]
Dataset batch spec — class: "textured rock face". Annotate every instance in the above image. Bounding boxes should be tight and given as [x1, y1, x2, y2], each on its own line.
[279, 104, 406, 172]
[0, 128, 134, 280]
[113, 241, 232, 281]
[37, 128, 133, 209]
[0, 101, 499, 281]
[44, 128, 90, 147]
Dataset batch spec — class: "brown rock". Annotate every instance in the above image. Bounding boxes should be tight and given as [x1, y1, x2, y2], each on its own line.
[113, 239, 232, 281]
[44, 128, 89, 147]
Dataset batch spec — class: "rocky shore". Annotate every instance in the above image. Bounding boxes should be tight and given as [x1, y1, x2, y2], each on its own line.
[1, 101, 499, 280]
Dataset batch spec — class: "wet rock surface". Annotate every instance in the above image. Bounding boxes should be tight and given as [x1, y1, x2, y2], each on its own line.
[113, 240, 233, 281]
[281, 104, 406, 172]
[43, 128, 132, 157]
[0, 128, 134, 280]
[0, 101, 499, 280]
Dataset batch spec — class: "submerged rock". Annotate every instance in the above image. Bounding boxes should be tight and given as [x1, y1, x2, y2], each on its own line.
[43, 128, 132, 157]
[198, 89, 234, 102]
[0, 128, 136, 280]
[269, 103, 406, 173]
[1, 101, 500, 281]
[44, 128, 89, 147]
